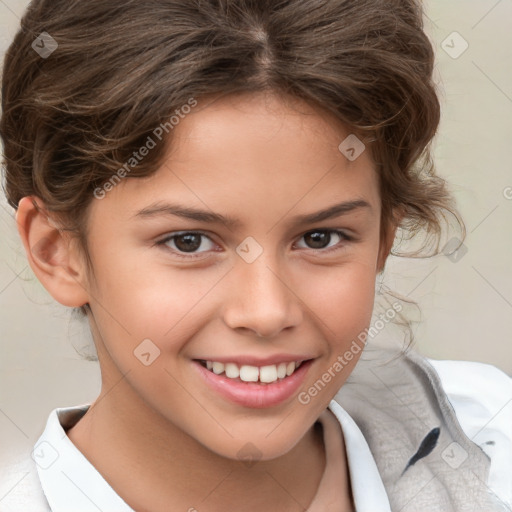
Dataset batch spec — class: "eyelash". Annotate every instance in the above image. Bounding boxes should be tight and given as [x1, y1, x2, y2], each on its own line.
[155, 229, 354, 260]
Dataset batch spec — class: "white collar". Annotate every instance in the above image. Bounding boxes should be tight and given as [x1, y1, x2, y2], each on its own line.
[328, 400, 391, 512]
[34, 405, 133, 511]
[34, 401, 389, 511]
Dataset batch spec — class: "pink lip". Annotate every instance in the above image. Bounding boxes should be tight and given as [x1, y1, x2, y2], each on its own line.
[193, 359, 313, 409]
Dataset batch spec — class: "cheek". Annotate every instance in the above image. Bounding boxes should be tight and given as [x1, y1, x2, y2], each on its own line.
[88, 251, 219, 340]
[302, 259, 377, 337]
[298, 261, 377, 392]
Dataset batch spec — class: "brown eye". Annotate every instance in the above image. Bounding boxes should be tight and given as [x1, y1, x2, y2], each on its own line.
[303, 231, 331, 249]
[157, 231, 216, 256]
[173, 233, 202, 252]
[295, 229, 351, 252]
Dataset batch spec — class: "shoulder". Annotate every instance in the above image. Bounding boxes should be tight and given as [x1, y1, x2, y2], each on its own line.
[1, 447, 51, 511]
[427, 357, 512, 393]
[1, 404, 90, 512]
[426, 357, 512, 507]
[425, 357, 512, 434]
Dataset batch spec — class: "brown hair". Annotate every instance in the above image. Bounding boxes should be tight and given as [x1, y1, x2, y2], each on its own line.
[1, 0, 465, 354]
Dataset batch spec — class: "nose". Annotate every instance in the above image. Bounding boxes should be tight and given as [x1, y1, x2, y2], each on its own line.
[222, 256, 303, 339]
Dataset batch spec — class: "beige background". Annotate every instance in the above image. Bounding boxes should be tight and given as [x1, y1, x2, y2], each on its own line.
[0, 0, 511, 480]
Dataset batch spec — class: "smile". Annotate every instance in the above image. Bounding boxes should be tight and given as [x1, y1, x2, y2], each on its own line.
[194, 358, 314, 408]
[198, 360, 303, 384]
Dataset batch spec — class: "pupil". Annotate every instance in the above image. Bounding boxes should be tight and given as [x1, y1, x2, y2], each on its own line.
[305, 231, 329, 249]
[175, 234, 201, 252]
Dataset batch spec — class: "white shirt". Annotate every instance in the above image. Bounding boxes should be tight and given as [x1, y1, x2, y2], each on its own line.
[8, 400, 390, 511]
[2, 356, 511, 511]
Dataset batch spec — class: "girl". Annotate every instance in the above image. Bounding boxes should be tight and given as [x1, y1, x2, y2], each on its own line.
[1, 0, 511, 511]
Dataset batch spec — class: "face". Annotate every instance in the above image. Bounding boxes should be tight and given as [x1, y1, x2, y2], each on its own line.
[81, 91, 389, 461]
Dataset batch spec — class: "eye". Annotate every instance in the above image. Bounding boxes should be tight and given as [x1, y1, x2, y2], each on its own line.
[155, 228, 353, 260]
[294, 229, 352, 253]
[156, 231, 217, 258]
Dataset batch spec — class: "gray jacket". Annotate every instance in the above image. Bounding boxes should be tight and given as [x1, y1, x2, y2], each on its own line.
[335, 344, 511, 512]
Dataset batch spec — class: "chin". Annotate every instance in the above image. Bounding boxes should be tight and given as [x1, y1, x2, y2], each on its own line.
[196, 423, 310, 464]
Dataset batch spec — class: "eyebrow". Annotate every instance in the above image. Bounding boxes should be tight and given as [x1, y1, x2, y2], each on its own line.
[133, 199, 372, 228]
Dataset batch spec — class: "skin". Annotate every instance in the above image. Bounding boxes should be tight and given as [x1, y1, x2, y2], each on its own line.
[16, 91, 398, 511]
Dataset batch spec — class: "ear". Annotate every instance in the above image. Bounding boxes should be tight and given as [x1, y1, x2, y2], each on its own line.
[15, 196, 90, 308]
[376, 207, 404, 274]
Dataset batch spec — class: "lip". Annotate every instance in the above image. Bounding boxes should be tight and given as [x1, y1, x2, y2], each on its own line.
[193, 359, 314, 409]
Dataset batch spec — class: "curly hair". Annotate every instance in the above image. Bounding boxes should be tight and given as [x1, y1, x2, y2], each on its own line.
[0, 0, 465, 355]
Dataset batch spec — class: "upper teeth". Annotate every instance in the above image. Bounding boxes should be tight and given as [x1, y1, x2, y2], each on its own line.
[205, 361, 301, 383]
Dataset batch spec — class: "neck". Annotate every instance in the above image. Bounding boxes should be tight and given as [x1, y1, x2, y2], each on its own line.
[67, 374, 329, 511]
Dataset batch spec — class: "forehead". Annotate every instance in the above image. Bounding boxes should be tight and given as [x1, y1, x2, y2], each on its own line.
[169, 91, 372, 170]
[94, 91, 380, 227]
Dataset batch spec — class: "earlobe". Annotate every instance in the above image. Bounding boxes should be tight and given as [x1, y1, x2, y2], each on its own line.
[15, 196, 90, 308]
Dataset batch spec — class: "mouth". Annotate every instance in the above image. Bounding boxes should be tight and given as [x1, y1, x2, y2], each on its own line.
[193, 358, 314, 408]
[196, 359, 306, 384]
